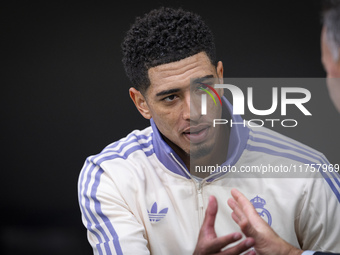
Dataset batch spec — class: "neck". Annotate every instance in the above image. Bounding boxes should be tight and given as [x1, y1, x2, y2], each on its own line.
[190, 124, 229, 178]
[163, 123, 230, 179]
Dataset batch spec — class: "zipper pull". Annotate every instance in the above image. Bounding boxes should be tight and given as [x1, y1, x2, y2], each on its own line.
[197, 183, 204, 208]
[198, 190, 204, 208]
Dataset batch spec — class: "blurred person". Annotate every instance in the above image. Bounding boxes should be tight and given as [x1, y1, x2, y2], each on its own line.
[221, 2, 340, 255]
[321, 0, 340, 113]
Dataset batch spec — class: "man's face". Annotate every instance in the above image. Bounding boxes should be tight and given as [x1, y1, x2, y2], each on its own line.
[132, 52, 224, 158]
[321, 26, 340, 113]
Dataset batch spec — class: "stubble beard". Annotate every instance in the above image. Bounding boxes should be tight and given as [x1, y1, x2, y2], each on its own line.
[189, 142, 214, 159]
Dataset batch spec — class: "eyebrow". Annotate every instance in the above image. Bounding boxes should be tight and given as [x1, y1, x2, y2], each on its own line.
[192, 75, 214, 84]
[155, 75, 215, 97]
[156, 88, 181, 97]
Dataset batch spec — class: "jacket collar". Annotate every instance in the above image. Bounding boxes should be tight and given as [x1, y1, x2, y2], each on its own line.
[151, 96, 249, 179]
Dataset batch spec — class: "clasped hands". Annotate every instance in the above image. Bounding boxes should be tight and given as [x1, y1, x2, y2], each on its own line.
[193, 189, 302, 255]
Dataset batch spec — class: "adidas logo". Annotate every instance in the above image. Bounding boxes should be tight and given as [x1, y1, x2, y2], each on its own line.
[147, 202, 168, 222]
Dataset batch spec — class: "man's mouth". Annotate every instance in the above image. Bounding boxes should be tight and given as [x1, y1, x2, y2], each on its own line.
[183, 126, 210, 144]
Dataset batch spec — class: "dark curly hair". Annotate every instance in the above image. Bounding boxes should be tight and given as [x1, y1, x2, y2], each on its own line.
[121, 7, 217, 93]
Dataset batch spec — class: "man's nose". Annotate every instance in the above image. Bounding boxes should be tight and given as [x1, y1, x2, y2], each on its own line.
[183, 93, 201, 121]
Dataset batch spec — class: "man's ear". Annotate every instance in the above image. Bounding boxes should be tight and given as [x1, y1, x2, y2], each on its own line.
[217, 61, 224, 79]
[216, 61, 224, 97]
[129, 87, 152, 119]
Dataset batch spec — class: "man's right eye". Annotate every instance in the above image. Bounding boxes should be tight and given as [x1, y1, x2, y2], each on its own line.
[162, 95, 177, 102]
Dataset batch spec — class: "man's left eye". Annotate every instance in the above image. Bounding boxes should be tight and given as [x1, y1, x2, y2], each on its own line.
[197, 82, 210, 90]
[200, 84, 208, 89]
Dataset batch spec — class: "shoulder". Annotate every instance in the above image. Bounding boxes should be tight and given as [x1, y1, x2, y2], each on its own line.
[245, 125, 327, 165]
[78, 126, 155, 195]
[82, 126, 154, 171]
[245, 125, 340, 203]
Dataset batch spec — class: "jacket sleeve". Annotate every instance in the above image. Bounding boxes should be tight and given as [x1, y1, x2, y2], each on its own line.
[297, 171, 340, 252]
[78, 160, 150, 255]
[314, 253, 340, 255]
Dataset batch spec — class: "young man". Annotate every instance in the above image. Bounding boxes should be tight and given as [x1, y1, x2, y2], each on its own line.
[78, 7, 340, 254]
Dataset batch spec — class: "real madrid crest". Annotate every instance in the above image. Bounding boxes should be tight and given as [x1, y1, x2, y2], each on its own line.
[250, 195, 272, 226]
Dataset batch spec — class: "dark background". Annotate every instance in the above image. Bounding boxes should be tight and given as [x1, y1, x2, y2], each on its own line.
[2, 0, 338, 254]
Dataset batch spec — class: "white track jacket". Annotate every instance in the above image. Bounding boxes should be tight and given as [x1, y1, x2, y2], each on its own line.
[78, 98, 340, 255]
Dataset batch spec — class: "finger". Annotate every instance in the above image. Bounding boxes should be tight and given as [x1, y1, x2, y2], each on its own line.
[205, 232, 242, 252]
[227, 198, 243, 218]
[227, 198, 241, 225]
[231, 188, 257, 217]
[231, 188, 247, 205]
[195, 196, 220, 254]
[228, 197, 247, 225]
[231, 211, 253, 237]
[232, 189, 271, 231]
[243, 249, 256, 255]
[229, 190, 256, 236]
[231, 211, 240, 225]
[202, 195, 218, 232]
[220, 237, 255, 255]
[231, 189, 260, 224]
[227, 197, 236, 210]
